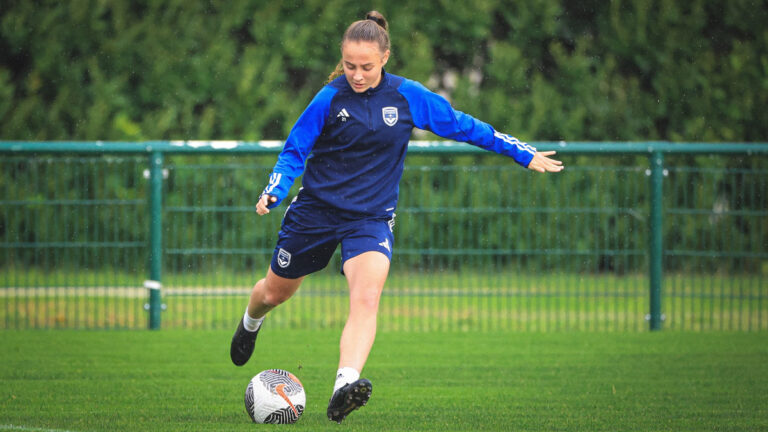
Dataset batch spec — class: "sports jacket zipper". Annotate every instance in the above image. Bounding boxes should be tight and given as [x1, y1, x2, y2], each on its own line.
[364, 93, 374, 131]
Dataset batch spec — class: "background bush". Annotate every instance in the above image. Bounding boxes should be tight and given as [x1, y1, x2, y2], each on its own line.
[1, 1, 766, 275]
[1, 0, 766, 141]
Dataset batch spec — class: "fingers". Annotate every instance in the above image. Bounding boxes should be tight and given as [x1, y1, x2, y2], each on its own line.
[255, 195, 277, 215]
[528, 151, 564, 173]
[542, 156, 564, 171]
[255, 196, 269, 215]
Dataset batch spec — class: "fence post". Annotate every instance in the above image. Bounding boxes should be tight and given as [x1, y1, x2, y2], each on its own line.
[147, 151, 164, 330]
[648, 151, 664, 331]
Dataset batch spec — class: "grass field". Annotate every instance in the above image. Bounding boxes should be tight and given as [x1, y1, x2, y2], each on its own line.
[1, 330, 767, 431]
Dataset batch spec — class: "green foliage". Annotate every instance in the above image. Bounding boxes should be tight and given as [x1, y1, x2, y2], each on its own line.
[2, 153, 765, 276]
[1, 0, 766, 141]
[1, 2, 766, 277]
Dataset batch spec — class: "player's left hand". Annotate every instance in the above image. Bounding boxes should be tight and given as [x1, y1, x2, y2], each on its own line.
[527, 151, 564, 173]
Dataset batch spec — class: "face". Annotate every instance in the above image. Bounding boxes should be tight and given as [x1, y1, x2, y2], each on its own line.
[341, 40, 390, 93]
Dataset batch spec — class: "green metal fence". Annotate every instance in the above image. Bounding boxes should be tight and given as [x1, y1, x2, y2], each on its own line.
[1, 141, 766, 331]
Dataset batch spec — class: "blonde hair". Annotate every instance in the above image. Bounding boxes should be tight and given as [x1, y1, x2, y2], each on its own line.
[326, 11, 390, 84]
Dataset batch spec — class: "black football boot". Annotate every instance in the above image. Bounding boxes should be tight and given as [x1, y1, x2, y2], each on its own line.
[327, 378, 372, 423]
[229, 318, 261, 366]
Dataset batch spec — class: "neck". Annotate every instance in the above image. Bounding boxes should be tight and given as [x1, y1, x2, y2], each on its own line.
[371, 68, 386, 89]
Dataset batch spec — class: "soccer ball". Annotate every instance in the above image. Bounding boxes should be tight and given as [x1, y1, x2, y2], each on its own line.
[244, 369, 306, 424]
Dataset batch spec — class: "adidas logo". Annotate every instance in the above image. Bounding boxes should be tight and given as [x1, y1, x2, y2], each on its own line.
[337, 108, 350, 122]
[379, 238, 390, 252]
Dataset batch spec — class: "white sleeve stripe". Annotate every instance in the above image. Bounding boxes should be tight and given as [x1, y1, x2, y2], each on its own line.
[494, 131, 536, 155]
[263, 173, 282, 194]
[495, 131, 536, 153]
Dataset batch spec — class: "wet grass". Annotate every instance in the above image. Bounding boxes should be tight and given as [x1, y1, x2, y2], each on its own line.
[1, 330, 767, 431]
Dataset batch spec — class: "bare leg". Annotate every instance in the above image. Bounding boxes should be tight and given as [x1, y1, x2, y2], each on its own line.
[248, 267, 304, 318]
[338, 251, 390, 372]
[231, 267, 303, 366]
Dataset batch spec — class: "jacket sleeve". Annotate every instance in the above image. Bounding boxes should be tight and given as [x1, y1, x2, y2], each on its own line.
[262, 85, 337, 208]
[398, 79, 536, 167]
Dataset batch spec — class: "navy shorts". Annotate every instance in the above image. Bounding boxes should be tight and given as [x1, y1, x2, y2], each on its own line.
[269, 201, 396, 279]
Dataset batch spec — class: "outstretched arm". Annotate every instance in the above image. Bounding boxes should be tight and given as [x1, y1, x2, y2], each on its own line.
[527, 151, 564, 173]
[399, 79, 538, 168]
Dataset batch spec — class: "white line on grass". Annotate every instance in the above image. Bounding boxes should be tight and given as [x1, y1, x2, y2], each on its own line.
[0, 425, 78, 432]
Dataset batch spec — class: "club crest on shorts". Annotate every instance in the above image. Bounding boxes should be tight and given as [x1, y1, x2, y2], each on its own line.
[277, 248, 291, 268]
[382, 107, 398, 126]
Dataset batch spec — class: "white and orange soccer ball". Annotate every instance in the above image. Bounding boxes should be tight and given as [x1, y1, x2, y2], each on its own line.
[244, 369, 306, 424]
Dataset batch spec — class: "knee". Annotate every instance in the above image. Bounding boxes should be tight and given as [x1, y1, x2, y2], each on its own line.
[260, 279, 293, 306]
[350, 288, 381, 312]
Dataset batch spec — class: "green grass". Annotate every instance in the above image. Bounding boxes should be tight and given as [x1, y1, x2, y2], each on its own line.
[1, 330, 767, 431]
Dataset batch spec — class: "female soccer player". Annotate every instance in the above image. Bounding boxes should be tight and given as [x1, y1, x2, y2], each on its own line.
[231, 11, 563, 423]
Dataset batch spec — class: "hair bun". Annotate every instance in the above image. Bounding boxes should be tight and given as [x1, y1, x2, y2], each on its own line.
[365, 11, 388, 31]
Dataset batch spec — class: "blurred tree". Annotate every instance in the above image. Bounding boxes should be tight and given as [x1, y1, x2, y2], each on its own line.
[1, 0, 766, 274]
[1, 0, 765, 141]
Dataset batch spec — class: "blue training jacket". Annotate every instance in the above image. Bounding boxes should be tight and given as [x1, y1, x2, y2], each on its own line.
[262, 70, 537, 218]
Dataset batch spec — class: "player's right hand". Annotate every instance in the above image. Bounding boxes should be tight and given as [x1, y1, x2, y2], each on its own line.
[255, 194, 277, 215]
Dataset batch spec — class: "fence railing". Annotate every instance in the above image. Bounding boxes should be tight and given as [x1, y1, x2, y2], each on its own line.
[1, 141, 766, 331]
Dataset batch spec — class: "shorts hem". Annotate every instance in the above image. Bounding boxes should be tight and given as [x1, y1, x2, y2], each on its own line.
[269, 262, 313, 279]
